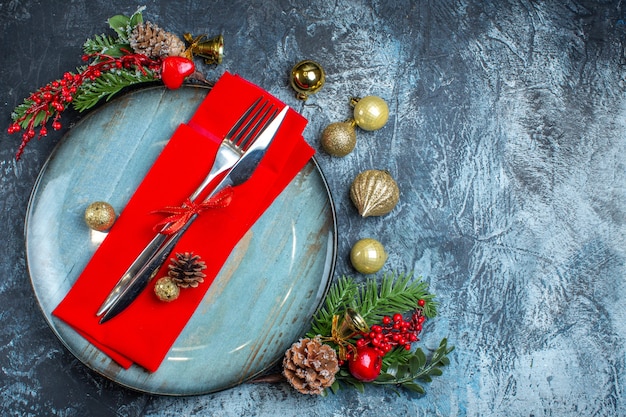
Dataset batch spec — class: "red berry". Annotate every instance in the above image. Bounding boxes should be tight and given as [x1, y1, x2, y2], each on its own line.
[418, 299, 425, 307]
[382, 316, 391, 325]
[52, 121, 62, 130]
[348, 346, 383, 382]
[393, 313, 402, 322]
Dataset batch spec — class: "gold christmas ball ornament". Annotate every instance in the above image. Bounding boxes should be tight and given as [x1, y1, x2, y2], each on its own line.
[350, 238, 388, 274]
[350, 169, 400, 217]
[154, 277, 180, 302]
[320, 121, 357, 157]
[84, 201, 116, 231]
[290, 60, 325, 100]
[350, 96, 389, 131]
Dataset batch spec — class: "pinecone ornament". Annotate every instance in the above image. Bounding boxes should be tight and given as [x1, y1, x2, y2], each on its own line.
[167, 252, 207, 288]
[129, 21, 186, 58]
[283, 337, 339, 395]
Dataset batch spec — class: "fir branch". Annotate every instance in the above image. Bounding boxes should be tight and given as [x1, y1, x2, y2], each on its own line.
[354, 272, 438, 324]
[72, 68, 158, 112]
[82, 34, 129, 58]
[307, 276, 358, 338]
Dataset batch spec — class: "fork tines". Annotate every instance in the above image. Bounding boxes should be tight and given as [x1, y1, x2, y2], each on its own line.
[226, 97, 277, 151]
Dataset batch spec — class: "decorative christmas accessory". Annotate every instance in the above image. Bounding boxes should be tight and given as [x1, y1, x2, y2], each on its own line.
[153, 276, 180, 302]
[183, 33, 224, 65]
[350, 238, 387, 274]
[161, 56, 196, 89]
[129, 21, 186, 58]
[348, 346, 382, 382]
[283, 337, 340, 395]
[6, 7, 221, 160]
[282, 272, 453, 395]
[350, 169, 400, 217]
[350, 96, 389, 131]
[151, 187, 234, 235]
[84, 201, 116, 231]
[167, 252, 207, 288]
[290, 60, 325, 100]
[319, 96, 388, 157]
[320, 121, 357, 157]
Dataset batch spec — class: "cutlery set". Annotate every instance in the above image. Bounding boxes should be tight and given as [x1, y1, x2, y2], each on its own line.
[97, 98, 289, 323]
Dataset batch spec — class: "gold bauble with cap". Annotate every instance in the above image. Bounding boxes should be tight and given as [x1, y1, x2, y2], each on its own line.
[290, 60, 325, 100]
[350, 169, 400, 217]
[350, 238, 388, 274]
[351, 96, 389, 131]
[320, 121, 357, 157]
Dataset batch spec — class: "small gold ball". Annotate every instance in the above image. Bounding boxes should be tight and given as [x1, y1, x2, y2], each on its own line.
[320, 121, 357, 157]
[84, 201, 116, 231]
[352, 96, 389, 131]
[350, 238, 388, 274]
[154, 277, 180, 302]
[290, 60, 325, 100]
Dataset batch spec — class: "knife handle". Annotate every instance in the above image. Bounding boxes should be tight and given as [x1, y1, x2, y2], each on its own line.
[95, 232, 168, 317]
[98, 214, 198, 323]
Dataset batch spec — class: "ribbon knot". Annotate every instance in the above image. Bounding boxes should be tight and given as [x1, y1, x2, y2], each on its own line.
[152, 187, 234, 235]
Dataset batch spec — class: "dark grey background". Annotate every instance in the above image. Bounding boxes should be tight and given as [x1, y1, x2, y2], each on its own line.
[1, 1, 625, 416]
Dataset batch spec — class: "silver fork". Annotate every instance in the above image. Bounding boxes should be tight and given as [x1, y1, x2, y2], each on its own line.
[96, 97, 275, 317]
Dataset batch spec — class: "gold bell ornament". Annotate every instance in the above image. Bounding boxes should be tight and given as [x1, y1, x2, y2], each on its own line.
[324, 308, 370, 360]
[320, 96, 389, 157]
[350, 169, 400, 217]
[184, 33, 224, 64]
[350, 238, 388, 274]
[290, 60, 325, 100]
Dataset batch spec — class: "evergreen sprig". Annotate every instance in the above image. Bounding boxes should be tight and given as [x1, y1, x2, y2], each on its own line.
[307, 272, 437, 340]
[73, 68, 158, 112]
[82, 34, 129, 58]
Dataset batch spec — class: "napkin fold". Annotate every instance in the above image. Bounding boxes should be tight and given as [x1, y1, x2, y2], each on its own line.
[52, 72, 313, 372]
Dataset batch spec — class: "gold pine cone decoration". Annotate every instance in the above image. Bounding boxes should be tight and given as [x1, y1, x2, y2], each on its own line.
[350, 169, 400, 217]
[168, 252, 207, 288]
[130, 21, 186, 58]
[283, 337, 339, 395]
[320, 121, 356, 157]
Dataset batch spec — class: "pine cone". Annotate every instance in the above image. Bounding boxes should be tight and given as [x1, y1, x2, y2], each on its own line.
[129, 21, 186, 58]
[283, 337, 339, 395]
[167, 252, 207, 288]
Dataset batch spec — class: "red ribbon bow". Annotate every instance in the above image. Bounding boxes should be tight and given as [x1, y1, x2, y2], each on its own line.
[152, 187, 234, 235]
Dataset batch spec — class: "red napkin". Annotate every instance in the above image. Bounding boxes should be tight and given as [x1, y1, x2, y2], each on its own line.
[52, 72, 313, 372]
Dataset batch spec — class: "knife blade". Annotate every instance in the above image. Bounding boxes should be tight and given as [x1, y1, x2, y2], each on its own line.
[98, 105, 289, 324]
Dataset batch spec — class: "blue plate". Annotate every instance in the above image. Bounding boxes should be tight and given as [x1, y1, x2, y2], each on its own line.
[25, 86, 337, 395]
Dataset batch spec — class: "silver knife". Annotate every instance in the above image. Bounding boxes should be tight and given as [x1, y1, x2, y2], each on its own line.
[98, 105, 289, 324]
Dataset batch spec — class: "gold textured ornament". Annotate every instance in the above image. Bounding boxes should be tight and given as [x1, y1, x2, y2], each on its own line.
[350, 169, 400, 217]
[350, 96, 389, 131]
[290, 60, 325, 100]
[350, 238, 388, 274]
[320, 121, 357, 157]
[84, 201, 116, 231]
[154, 276, 180, 302]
